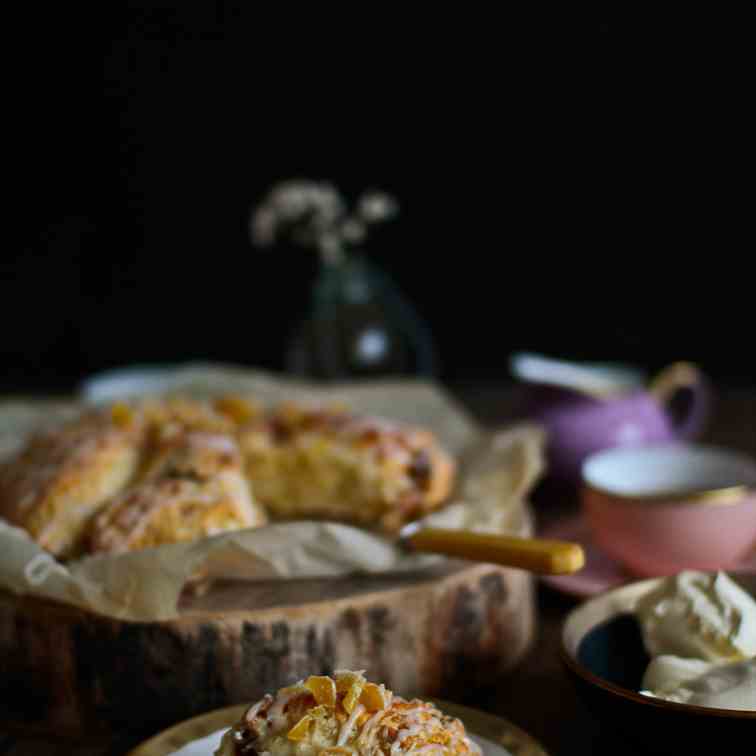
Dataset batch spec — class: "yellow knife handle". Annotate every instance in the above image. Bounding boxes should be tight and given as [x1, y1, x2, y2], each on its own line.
[406, 528, 585, 575]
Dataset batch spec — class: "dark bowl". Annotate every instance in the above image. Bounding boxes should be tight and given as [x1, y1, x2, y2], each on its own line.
[560, 573, 756, 754]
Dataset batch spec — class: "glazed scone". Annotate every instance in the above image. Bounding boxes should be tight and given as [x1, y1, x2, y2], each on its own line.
[137, 395, 258, 437]
[0, 394, 456, 556]
[87, 430, 266, 553]
[215, 670, 481, 756]
[239, 403, 456, 534]
[0, 406, 144, 557]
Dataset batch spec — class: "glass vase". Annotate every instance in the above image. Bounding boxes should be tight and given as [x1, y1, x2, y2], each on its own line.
[285, 255, 438, 380]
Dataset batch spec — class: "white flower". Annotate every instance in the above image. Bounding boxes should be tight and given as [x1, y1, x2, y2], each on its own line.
[249, 180, 398, 264]
[340, 218, 366, 244]
[358, 192, 399, 223]
[250, 180, 347, 248]
[251, 206, 277, 247]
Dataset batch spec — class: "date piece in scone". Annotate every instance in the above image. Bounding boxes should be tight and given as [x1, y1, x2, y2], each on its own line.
[216, 670, 482, 756]
[0, 406, 144, 558]
[238, 403, 456, 534]
[87, 429, 267, 554]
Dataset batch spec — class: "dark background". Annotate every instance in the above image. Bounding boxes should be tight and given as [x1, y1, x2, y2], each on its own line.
[3, 9, 753, 394]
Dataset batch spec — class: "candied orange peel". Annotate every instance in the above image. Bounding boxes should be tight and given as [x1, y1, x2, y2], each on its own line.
[110, 402, 134, 429]
[335, 671, 366, 714]
[304, 675, 337, 707]
[359, 682, 392, 712]
[287, 704, 332, 740]
[214, 395, 260, 425]
[287, 715, 313, 741]
[231, 671, 482, 756]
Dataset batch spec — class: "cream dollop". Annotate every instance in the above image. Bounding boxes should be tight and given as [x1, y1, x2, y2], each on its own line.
[641, 654, 714, 693]
[635, 571, 756, 662]
[634, 571, 756, 711]
[641, 658, 756, 711]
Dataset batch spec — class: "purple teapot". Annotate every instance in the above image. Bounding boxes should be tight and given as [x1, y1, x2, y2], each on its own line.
[510, 354, 712, 485]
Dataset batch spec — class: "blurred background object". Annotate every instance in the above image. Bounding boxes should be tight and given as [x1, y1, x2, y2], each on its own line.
[251, 181, 437, 379]
[510, 355, 712, 484]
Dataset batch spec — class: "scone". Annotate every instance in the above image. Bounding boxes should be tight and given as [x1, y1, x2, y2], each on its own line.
[138, 395, 259, 437]
[87, 429, 267, 554]
[0, 394, 456, 556]
[0, 406, 145, 557]
[238, 403, 456, 533]
[216, 670, 481, 756]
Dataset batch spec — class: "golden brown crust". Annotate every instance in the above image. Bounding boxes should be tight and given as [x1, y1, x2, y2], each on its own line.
[0, 395, 455, 556]
[238, 403, 456, 533]
[137, 396, 243, 437]
[87, 431, 267, 554]
[0, 407, 145, 557]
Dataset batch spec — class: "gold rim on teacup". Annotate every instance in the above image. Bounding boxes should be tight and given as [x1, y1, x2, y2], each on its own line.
[583, 481, 752, 508]
[582, 442, 756, 509]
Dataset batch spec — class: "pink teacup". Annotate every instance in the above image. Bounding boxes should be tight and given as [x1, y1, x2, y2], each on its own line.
[581, 443, 756, 577]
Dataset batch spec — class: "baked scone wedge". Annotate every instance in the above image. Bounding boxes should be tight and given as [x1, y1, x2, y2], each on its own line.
[87, 429, 267, 554]
[238, 403, 456, 534]
[137, 395, 261, 436]
[216, 670, 481, 756]
[0, 406, 145, 558]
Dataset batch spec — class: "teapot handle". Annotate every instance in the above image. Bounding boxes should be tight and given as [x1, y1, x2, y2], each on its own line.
[648, 362, 711, 441]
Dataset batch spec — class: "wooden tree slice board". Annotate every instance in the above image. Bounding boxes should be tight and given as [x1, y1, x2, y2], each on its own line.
[0, 560, 535, 747]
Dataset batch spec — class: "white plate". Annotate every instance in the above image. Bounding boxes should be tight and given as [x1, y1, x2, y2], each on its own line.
[168, 730, 510, 756]
[128, 700, 550, 756]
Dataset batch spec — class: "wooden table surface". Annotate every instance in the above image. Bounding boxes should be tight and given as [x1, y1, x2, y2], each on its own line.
[2, 385, 754, 756]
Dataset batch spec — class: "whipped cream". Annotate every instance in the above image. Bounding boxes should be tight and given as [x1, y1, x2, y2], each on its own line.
[641, 658, 756, 711]
[635, 571, 756, 662]
[641, 654, 714, 693]
[634, 571, 756, 711]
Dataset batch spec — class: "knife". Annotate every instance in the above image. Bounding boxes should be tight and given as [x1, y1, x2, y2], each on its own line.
[399, 524, 585, 575]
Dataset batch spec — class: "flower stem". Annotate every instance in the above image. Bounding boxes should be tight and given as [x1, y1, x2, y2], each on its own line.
[319, 234, 346, 266]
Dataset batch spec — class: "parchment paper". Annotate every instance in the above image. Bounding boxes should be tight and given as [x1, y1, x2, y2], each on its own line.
[0, 365, 545, 622]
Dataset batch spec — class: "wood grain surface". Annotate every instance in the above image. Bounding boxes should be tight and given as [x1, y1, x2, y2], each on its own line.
[0, 560, 535, 745]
